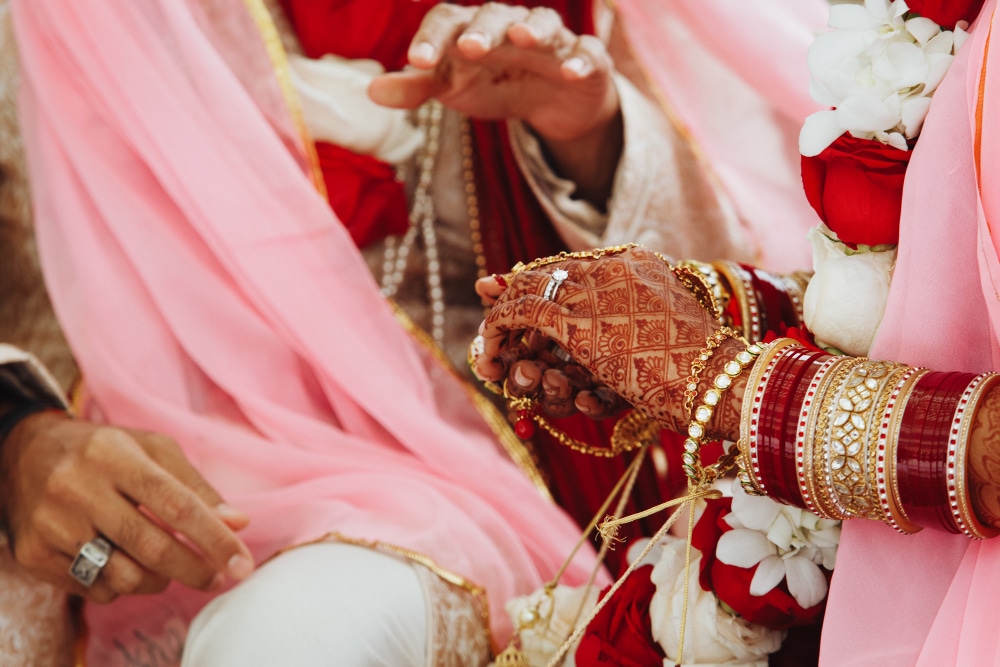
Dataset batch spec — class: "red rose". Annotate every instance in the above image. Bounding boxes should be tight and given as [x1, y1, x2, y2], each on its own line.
[763, 326, 821, 352]
[801, 133, 911, 248]
[906, 0, 985, 29]
[576, 564, 666, 667]
[693, 498, 827, 630]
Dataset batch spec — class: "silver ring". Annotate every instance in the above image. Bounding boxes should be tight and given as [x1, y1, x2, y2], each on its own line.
[541, 269, 569, 302]
[69, 536, 114, 587]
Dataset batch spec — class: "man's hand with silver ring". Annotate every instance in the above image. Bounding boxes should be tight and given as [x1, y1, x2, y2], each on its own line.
[69, 536, 114, 587]
[0, 411, 255, 603]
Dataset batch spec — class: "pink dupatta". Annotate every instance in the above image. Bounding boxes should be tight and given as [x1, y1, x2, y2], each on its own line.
[12, 0, 597, 663]
[821, 2, 1000, 664]
[613, 0, 829, 272]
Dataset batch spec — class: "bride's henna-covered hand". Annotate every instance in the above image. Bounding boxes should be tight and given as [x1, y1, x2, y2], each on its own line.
[477, 247, 744, 435]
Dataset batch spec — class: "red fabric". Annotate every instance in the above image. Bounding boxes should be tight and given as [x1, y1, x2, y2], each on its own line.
[575, 564, 666, 667]
[315, 142, 410, 247]
[531, 414, 686, 574]
[907, 0, 986, 29]
[801, 133, 911, 248]
[278, 0, 437, 69]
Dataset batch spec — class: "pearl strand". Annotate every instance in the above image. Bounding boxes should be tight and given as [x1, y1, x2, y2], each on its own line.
[379, 101, 445, 347]
[380, 103, 487, 351]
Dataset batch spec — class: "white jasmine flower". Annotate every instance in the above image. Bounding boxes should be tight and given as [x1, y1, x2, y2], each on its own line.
[715, 482, 841, 610]
[800, 0, 963, 156]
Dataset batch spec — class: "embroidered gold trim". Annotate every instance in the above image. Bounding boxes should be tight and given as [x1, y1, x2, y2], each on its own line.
[389, 302, 552, 500]
[242, 0, 328, 198]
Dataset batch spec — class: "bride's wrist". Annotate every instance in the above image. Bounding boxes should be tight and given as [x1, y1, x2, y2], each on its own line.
[701, 338, 754, 443]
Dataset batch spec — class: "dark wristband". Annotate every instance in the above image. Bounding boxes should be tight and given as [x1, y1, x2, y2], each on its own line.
[0, 401, 59, 448]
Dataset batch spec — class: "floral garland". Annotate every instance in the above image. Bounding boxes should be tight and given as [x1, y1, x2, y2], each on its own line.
[503, 478, 840, 666]
[799, 0, 982, 356]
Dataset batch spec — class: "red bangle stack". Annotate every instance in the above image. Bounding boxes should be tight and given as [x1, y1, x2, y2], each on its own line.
[738, 339, 999, 539]
[714, 262, 805, 343]
[756, 347, 832, 507]
[897, 372, 980, 534]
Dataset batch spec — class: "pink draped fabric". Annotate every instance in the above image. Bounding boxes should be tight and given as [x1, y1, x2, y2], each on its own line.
[612, 0, 828, 272]
[822, 3, 1000, 664]
[12, 0, 599, 663]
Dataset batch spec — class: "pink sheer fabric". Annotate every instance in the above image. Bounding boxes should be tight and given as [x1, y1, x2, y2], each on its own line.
[822, 3, 1000, 664]
[613, 0, 828, 272]
[12, 0, 598, 663]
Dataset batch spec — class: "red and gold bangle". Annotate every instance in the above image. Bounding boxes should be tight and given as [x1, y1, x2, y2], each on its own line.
[737, 339, 801, 496]
[876, 367, 926, 534]
[756, 348, 831, 507]
[714, 261, 761, 343]
[948, 373, 1000, 539]
[780, 273, 808, 328]
[747, 267, 799, 338]
[896, 372, 978, 533]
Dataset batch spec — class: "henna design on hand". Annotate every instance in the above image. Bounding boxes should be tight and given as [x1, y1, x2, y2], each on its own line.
[480, 247, 720, 433]
[968, 385, 1000, 529]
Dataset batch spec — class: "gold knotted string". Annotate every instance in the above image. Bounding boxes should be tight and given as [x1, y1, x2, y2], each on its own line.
[543, 484, 722, 667]
[496, 446, 651, 664]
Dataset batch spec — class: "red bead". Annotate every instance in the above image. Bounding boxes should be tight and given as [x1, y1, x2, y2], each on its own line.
[514, 417, 536, 439]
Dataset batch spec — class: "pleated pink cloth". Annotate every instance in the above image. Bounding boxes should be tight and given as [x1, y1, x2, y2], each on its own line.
[12, 0, 599, 663]
[613, 0, 828, 272]
[822, 3, 1000, 664]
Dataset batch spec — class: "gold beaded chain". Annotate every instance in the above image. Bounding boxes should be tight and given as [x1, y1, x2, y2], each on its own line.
[506, 394, 661, 457]
[509, 244, 640, 275]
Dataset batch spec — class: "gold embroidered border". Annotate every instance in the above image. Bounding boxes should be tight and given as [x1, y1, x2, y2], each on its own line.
[389, 302, 552, 500]
[242, 0, 328, 198]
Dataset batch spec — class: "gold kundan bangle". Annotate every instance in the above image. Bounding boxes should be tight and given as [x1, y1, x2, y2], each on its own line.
[684, 342, 762, 484]
[796, 356, 840, 518]
[810, 357, 866, 519]
[713, 260, 760, 342]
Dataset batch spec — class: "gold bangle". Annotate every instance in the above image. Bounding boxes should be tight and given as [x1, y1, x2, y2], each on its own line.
[813, 359, 907, 521]
[810, 357, 866, 519]
[713, 261, 761, 342]
[737, 338, 800, 496]
[677, 260, 731, 314]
